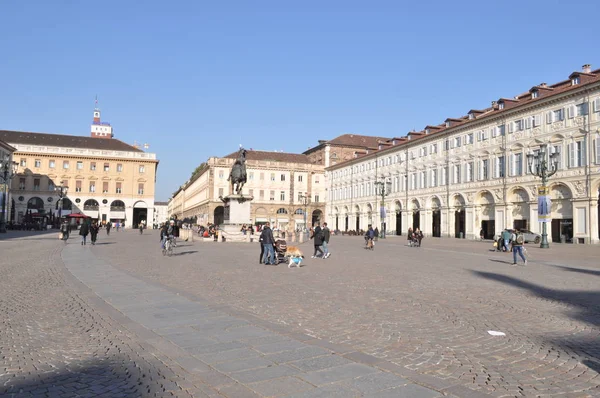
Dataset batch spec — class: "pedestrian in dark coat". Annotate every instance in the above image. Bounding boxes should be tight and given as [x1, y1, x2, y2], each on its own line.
[79, 221, 90, 245]
[90, 222, 100, 245]
[311, 223, 324, 258]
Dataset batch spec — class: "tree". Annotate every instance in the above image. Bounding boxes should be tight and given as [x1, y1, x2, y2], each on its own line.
[191, 162, 208, 178]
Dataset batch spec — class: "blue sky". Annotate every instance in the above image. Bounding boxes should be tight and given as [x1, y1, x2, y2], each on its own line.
[1, 0, 598, 200]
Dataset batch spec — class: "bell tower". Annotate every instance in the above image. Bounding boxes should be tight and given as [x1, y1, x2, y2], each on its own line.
[90, 97, 114, 139]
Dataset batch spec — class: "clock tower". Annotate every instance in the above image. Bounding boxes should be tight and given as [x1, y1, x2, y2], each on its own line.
[90, 100, 114, 139]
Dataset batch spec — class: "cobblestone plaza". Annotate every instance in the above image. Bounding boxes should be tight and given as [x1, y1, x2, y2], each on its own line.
[0, 231, 598, 397]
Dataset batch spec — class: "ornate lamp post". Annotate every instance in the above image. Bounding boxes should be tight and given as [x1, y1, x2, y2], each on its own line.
[299, 193, 310, 236]
[55, 182, 68, 226]
[0, 155, 18, 233]
[526, 144, 559, 248]
[374, 177, 392, 239]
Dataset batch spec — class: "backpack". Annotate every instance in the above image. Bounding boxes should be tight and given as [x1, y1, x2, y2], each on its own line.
[515, 234, 524, 245]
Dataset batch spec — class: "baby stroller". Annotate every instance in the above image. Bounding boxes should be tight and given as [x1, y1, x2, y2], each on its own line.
[274, 239, 288, 264]
[409, 233, 420, 247]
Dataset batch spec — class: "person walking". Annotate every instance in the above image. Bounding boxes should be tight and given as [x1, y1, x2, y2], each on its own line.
[321, 222, 331, 258]
[501, 229, 511, 252]
[60, 220, 70, 242]
[90, 221, 99, 245]
[311, 222, 324, 258]
[407, 227, 413, 247]
[106, 221, 112, 236]
[511, 228, 527, 266]
[259, 222, 276, 265]
[479, 228, 485, 241]
[79, 221, 90, 245]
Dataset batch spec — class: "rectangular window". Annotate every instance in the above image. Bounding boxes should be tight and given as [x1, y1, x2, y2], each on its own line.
[49, 160, 56, 168]
[138, 184, 144, 195]
[103, 163, 110, 172]
[218, 188, 223, 197]
[89, 182, 96, 193]
[553, 109, 564, 122]
[270, 173, 275, 181]
[63, 161, 69, 169]
[139, 165, 145, 173]
[315, 178, 320, 184]
[496, 156, 505, 178]
[34, 159, 41, 168]
[298, 192, 303, 201]
[20, 158, 26, 167]
[420, 171, 426, 188]
[19, 178, 25, 190]
[298, 175, 303, 182]
[454, 164, 461, 184]
[514, 120, 523, 131]
[467, 133, 474, 144]
[48, 181, 55, 191]
[576, 103, 589, 116]
[410, 174, 416, 190]
[260, 173, 264, 180]
[249, 172, 254, 180]
[280, 174, 285, 181]
[260, 190, 264, 199]
[116, 182, 122, 194]
[103, 182, 109, 193]
[218, 171, 224, 179]
[117, 163, 123, 172]
[314, 195, 320, 203]
[431, 170, 437, 187]
[77, 161, 83, 170]
[431, 143, 437, 154]
[280, 191, 285, 201]
[481, 159, 489, 180]
[270, 190, 275, 200]
[511, 153, 523, 176]
[441, 167, 447, 186]
[454, 137, 461, 148]
[90, 162, 96, 171]
[569, 141, 586, 168]
[33, 178, 40, 191]
[76, 180, 82, 192]
[553, 145, 563, 169]
[466, 162, 474, 182]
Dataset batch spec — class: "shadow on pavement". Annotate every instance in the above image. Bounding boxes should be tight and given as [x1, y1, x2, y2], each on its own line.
[472, 270, 600, 374]
[550, 265, 600, 277]
[0, 358, 177, 397]
[171, 251, 198, 256]
[93, 242, 116, 245]
[488, 258, 513, 265]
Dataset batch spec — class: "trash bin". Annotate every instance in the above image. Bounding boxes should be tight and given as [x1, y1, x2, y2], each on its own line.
[459, 232, 464, 239]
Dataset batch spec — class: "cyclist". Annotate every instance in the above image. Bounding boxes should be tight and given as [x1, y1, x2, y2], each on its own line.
[161, 220, 175, 250]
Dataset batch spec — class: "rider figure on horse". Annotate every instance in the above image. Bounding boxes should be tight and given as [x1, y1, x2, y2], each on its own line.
[228, 148, 247, 195]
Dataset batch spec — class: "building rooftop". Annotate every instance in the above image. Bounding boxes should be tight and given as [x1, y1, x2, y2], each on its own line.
[224, 150, 312, 164]
[0, 130, 144, 153]
[154, 201, 169, 206]
[327, 64, 600, 170]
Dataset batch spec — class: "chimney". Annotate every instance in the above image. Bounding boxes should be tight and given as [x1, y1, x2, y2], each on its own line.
[491, 100, 497, 108]
[539, 82, 547, 88]
[582, 64, 591, 73]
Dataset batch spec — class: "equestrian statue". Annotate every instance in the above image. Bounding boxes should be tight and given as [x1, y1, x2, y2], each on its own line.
[228, 147, 247, 195]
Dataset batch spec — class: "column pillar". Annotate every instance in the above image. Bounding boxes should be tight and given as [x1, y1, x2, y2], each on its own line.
[590, 200, 599, 244]
[466, 206, 475, 240]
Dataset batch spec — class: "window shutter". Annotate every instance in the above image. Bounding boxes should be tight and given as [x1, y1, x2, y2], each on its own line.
[560, 108, 565, 121]
[567, 105, 575, 119]
[581, 141, 586, 166]
[594, 98, 600, 112]
[535, 115, 542, 126]
[568, 143, 575, 168]
[490, 127, 496, 138]
[509, 154, 514, 176]
[508, 122, 514, 133]
[477, 131, 481, 141]
[595, 138, 600, 164]
[546, 111, 552, 124]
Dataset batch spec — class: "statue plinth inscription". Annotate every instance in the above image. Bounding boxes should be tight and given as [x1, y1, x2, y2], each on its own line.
[223, 194, 253, 225]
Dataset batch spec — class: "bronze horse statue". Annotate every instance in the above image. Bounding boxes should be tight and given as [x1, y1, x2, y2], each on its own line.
[228, 148, 247, 195]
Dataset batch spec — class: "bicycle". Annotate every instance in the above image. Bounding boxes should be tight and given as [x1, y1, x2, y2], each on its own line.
[162, 235, 175, 256]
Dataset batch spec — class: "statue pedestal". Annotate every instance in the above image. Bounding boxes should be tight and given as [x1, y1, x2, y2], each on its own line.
[220, 195, 253, 243]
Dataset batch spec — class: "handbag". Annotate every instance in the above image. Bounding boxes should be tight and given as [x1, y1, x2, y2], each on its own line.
[493, 241, 498, 248]
[58, 232, 63, 240]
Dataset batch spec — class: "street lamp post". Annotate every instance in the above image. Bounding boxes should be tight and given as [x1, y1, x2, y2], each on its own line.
[0, 155, 18, 233]
[55, 183, 68, 227]
[299, 193, 310, 237]
[526, 144, 559, 248]
[374, 177, 392, 239]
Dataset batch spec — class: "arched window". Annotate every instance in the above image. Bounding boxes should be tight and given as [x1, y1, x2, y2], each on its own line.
[276, 208, 288, 214]
[27, 197, 44, 210]
[294, 209, 304, 215]
[84, 199, 99, 210]
[110, 200, 125, 211]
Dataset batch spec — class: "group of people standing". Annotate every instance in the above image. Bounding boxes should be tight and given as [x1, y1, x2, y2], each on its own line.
[309, 222, 331, 259]
[407, 227, 424, 247]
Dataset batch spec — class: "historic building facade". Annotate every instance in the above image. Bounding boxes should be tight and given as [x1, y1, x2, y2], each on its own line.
[327, 64, 600, 244]
[169, 150, 326, 230]
[0, 139, 16, 226]
[303, 134, 391, 167]
[153, 201, 169, 227]
[0, 107, 159, 228]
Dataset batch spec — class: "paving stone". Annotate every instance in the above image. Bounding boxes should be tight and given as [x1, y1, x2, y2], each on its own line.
[212, 357, 275, 373]
[284, 383, 361, 398]
[298, 363, 379, 386]
[252, 339, 307, 354]
[195, 347, 261, 364]
[230, 364, 299, 384]
[369, 383, 443, 398]
[340, 371, 410, 394]
[247, 376, 314, 397]
[263, 346, 332, 364]
[289, 354, 354, 372]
